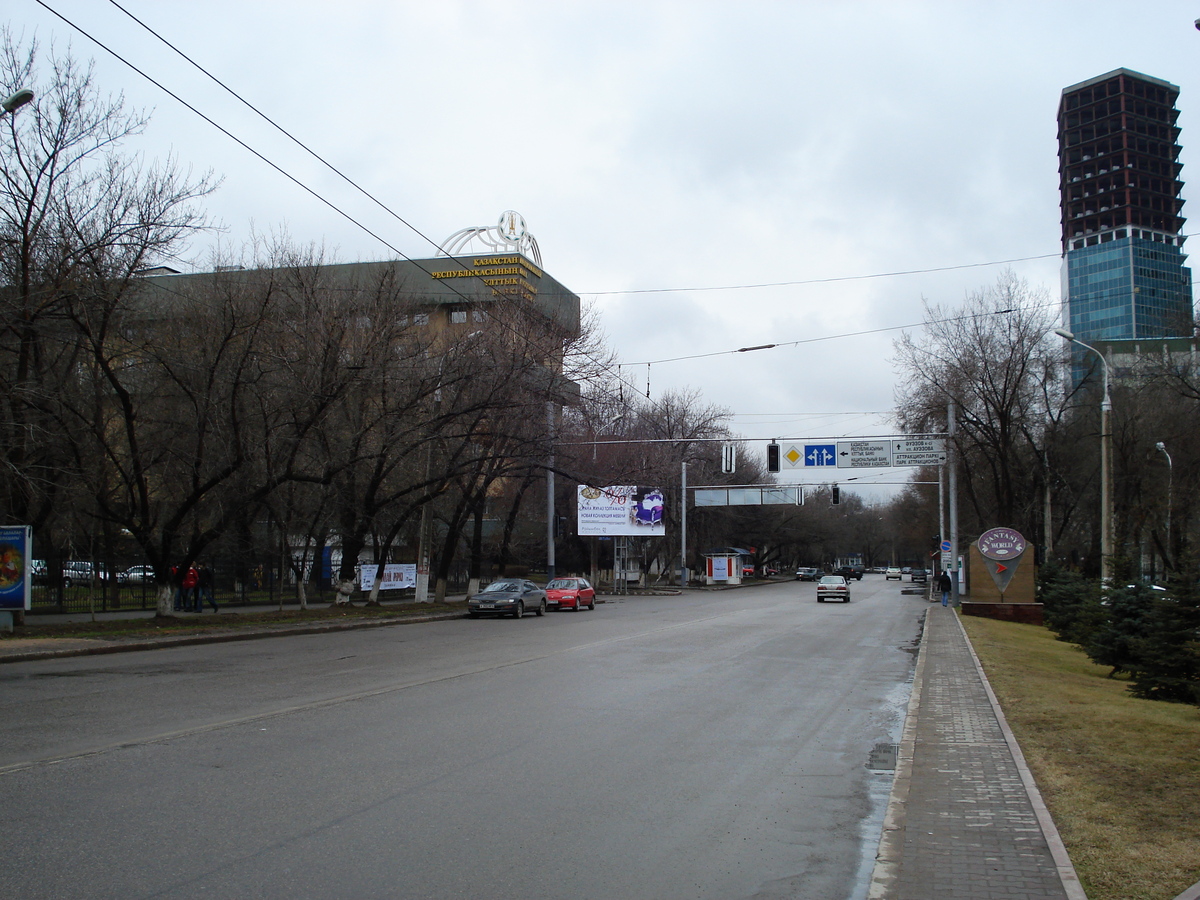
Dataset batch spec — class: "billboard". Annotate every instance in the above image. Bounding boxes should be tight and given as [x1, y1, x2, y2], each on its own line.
[0, 525, 31, 610]
[577, 485, 666, 537]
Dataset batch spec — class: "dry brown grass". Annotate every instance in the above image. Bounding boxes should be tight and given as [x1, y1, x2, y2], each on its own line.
[961, 614, 1200, 900]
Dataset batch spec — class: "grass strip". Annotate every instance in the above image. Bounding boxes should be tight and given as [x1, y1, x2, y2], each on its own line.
[1, 603, 464, 641]
[961, 613, 1200, 900]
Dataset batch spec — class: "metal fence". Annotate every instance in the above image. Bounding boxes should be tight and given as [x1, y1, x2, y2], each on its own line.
[26, 559, 478, 615]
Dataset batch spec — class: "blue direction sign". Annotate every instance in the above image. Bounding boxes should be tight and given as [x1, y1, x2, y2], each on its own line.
[803, 444, 836, 467]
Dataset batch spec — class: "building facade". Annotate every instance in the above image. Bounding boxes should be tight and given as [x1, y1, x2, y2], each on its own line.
[1059, 68, 1194, 347]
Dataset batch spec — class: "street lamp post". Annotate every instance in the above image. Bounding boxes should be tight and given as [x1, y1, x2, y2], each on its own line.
[1055, 328, 1113, 582]
[1155, 441, 1172, 570]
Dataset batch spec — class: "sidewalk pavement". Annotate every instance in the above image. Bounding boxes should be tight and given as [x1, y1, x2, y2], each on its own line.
[869, 605, 1087, 900]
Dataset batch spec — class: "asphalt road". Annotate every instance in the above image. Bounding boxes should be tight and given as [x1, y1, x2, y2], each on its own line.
[0, 578, 927, 900]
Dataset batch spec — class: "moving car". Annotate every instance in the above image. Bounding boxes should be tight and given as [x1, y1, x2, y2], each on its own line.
[910, 568, 929, 583]
[885, 567, 902, 580]
[795, 566, 821, 582]
[467, 579, 548, 619]
[816, 574, 851, 603]
[545, 577, 595, 611]
[835, 566, 863, 581]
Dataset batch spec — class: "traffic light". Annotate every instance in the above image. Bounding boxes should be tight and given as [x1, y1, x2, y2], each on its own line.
[767, 442, 780, 473]
[831, 484, 840, 505]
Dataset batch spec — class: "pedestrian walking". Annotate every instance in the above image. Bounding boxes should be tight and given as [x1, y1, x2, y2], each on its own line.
[937, 570, 953, 607]
[198, 563, 217, 612]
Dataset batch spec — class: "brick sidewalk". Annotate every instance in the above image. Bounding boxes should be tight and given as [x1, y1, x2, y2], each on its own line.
[870, 606, 1087, 900]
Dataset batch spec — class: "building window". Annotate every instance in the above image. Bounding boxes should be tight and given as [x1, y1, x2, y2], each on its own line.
[413, 312, 429, 327]
[449, 310, 467, 325]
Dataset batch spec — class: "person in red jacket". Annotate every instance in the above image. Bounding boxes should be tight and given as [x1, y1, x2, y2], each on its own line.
[183, 565, 199, 612]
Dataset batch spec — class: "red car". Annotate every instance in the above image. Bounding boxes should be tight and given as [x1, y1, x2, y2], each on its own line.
[545, 577, 596, 611]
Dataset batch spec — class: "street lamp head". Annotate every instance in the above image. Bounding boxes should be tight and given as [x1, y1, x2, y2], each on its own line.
[1, 88, 34, 114]
[1156, 441, 1166, 452]
[1053, 327, 1075, 341]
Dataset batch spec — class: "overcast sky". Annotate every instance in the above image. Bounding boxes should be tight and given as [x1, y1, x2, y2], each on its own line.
[12, 1, 1200, 498]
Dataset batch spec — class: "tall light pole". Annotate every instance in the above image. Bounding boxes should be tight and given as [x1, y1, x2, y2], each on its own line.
[1055, 328, 1113, 582]
[1155, 441, 1172, 569]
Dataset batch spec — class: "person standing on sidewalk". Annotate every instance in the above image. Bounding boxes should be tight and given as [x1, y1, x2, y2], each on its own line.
[183, 565, 199, 612]
[936, 569, 953, 606]
[197, 563, 217, 612]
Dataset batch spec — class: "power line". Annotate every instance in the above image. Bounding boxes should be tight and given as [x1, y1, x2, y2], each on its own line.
[579, 253, 1061, 296]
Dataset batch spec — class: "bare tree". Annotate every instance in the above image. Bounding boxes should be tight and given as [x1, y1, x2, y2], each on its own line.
[0, 33, 214, 594]
[894, 272, 1064, 546]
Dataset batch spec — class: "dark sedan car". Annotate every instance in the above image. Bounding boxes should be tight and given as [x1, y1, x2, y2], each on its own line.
[910, 568, 929, 583]
[467, 579, 549, 619]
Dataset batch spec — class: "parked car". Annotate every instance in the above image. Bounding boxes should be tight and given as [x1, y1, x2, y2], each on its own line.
[545, 577, 595, 611]
[467, 579, 548, 619]
[816, 574, 851, 603]
[795, 566, 821, 582]
[742, 564, 756, 577]
[885, 567, 902, 581]
[118, 565, 157, 585]
[835, 566, 863, 581]
[61, 561, 111, 587]
[910, 568, 929, 583]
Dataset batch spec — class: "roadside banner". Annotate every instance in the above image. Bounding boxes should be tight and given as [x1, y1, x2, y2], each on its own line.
[359, 563, 417, 592]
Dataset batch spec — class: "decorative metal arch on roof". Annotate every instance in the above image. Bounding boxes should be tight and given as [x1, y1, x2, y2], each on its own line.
[438, 210, 542, 267]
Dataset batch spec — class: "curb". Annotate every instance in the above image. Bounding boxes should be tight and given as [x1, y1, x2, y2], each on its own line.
[0, 611, 466, 664]
[866, 606, 930, 899]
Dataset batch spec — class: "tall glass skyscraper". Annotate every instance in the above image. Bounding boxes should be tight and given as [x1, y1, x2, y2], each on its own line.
[1059, 69, 1194, 344]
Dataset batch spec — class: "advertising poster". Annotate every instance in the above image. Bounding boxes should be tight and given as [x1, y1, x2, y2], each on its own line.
[0, 525, 31, 610]
[577, 485, 666, 537]
[359, 563, 418, 592]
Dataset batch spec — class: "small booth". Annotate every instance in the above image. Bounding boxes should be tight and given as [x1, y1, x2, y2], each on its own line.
[704, 551, 743, 586]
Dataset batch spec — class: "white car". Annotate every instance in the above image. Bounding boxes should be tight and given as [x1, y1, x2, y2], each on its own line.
[885, 567, 902, 580]
[816, 575, 850, 603]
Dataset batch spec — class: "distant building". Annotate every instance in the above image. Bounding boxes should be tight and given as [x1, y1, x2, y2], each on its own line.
[1058, 68, 1194, 368]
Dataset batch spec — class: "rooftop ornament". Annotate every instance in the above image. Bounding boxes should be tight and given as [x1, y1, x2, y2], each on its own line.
[439, 210, 542, 267]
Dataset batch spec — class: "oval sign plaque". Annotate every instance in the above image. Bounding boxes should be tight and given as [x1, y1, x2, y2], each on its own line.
[977, 527, 1026, 561]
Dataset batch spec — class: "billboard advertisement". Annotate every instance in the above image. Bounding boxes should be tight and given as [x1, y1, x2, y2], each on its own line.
[0, 525, 31, 610]
[577, 486, 666, 537]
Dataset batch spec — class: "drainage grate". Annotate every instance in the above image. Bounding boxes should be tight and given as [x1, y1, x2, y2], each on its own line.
[867, 742, 899, 771]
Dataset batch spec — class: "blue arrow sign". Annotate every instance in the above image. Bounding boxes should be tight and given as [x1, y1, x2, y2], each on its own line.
[804, 444, 836, 467]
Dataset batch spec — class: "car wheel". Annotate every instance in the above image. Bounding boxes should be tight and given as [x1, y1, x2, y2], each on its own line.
[816, 597, 823, 603]
[587, 598, 595, 610]
[512, 601, 524, 619]
[536, 599, 546, 617]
